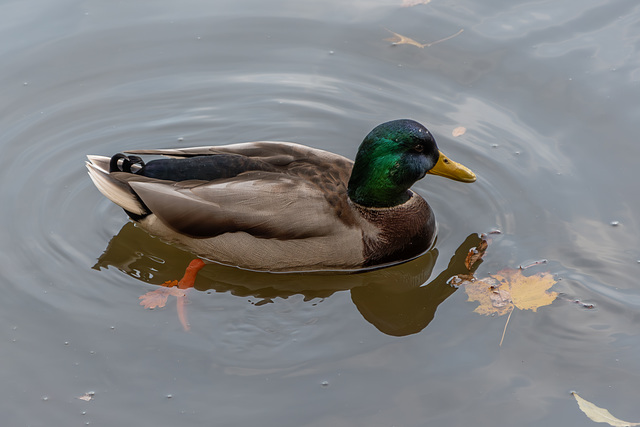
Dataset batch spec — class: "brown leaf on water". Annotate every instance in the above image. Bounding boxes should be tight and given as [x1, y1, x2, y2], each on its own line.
[465, 237, 488, 270]
[385, 30, 427, 48]
[385, 28, 464, 49]
[139, 283, 185, 309]
[572, 392, 640, 426]
[452, 126, 467, 137]
[402, 0, 431, 7]
[464, 268, 558, 316]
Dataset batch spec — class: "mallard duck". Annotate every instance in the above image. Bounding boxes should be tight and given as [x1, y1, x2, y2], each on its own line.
[87, 119, 475, 272]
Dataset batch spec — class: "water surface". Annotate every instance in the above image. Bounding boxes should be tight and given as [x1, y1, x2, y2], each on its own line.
[1, 0, 639, 425]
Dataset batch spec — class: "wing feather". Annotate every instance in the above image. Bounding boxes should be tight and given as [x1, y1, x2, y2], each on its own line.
[129, 172, 341, 239]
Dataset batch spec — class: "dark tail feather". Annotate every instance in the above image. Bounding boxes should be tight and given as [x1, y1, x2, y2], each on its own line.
[107, 154, 151, 220]
[110, 153, 145, 173]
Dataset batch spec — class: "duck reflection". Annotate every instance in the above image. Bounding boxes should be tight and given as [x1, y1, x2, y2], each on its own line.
[93, 222, 483, 336]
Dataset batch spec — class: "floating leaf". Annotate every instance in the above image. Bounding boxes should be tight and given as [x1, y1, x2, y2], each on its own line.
[572, 392, 640, 426]
[465, 237, 488, 270]
[385, 28, 464, 49]
[463, 267, 558, 345]
[385, 30, 427, 48]
[77, 392, 95, 402]
[465, 268, 557, 316]
[401, 0, 431, 7]
[465, 275, 511, 316]
[452, 126, 467, 137]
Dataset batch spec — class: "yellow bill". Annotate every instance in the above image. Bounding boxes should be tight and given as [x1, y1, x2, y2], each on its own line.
[427, 151, 476, 182]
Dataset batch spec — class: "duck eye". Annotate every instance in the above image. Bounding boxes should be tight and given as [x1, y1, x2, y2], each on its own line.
[414, 144, 424, 153]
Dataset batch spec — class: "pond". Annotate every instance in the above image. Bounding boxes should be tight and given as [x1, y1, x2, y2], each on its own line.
[1, 0, 639, 425]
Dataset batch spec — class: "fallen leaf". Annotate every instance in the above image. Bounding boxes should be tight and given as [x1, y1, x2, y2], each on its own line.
[465, 275, 512, 316]
[502, 268, 557, 312]
[489, 284, 512, 309]
[402, 0, 431, 7]
[464, 267, 558, 345]
[465, 237, 488, 270]
[139, 283, 185, 309]
[385, 30, 427, 48]
[77, 392, 95, 402]
[385, 28, 464, 49]
[465, 268, 558, 316]
[572, 392, 640, 426]
[450, 234, 493, 285]
[452, 126, 466, 137]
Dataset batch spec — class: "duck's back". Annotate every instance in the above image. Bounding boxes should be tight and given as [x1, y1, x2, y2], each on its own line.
[127, 142, 359, 230]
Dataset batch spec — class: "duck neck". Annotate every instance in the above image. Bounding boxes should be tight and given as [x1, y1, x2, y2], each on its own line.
[347, 161, 412, 208]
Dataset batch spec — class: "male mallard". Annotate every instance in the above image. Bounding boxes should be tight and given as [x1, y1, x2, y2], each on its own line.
[87, 119, 475, 272]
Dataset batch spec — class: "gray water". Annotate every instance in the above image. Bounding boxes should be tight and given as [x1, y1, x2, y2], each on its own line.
[1, 0, 639, 425]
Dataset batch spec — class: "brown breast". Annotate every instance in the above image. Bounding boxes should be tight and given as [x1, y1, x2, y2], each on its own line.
[354, 193, 436, 267]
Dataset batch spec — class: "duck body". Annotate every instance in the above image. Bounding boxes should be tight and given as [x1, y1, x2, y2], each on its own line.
[87, 120, 475, 272]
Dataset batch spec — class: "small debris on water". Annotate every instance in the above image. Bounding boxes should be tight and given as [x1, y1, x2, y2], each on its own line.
[519, 259, 548, 269]
[78, 392, 94, 402]
[610, 220, 620, 226]
[573, 299, 595, 309]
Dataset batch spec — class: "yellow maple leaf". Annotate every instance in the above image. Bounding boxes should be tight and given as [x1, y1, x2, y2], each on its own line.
[465, 268, 557, 315]
[500, 268, 557, 312]
[465, 275, 512, 316]
[464, 268, 558, 345]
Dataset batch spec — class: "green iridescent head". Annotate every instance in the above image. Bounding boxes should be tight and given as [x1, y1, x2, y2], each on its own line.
[347, 119, 476, 208]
